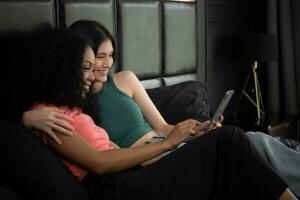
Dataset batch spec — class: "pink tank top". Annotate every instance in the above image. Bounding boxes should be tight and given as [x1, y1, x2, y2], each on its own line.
[32, 103, 113, 177]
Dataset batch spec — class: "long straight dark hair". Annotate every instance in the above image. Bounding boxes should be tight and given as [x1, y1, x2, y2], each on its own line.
[69, 20, 118, 122]
[69, 20, 117, 61]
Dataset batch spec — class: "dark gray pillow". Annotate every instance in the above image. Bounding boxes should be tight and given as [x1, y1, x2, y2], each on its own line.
[147, 81, 210, 124]
[0, 185, 22, 200]
[0, 120, 89, 200]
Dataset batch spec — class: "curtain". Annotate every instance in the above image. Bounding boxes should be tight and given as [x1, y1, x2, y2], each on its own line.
[265, 0, 300, 124]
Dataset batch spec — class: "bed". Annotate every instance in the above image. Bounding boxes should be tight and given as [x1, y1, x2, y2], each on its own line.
[0, 0, 208, 199]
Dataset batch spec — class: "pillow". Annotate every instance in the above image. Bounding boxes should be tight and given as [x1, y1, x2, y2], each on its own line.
[0, 185, 22, 200]
[0, 120, 89, 200]
[146, 81, 210, 124]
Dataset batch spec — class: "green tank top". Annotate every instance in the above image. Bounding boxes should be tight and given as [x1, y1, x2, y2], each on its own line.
[94, 75, 153, 148]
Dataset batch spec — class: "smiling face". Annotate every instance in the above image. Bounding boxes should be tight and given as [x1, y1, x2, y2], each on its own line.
[81, 46, 96, 97]
[94, 39, 114, 83]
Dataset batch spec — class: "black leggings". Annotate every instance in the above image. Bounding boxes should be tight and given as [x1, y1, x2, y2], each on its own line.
[82, 125, 287, 200]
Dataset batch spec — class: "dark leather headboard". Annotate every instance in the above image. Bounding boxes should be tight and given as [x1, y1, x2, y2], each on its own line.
[0, 0, 56, 32]
[0, 0, 204, 89]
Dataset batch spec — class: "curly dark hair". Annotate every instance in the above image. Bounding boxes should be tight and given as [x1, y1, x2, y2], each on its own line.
[25, 28, 92, 109]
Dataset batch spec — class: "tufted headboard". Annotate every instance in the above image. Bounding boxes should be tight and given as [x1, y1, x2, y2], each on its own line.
[0, 0, 206, 89]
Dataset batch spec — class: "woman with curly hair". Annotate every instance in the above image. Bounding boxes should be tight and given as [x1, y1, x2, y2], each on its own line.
[13, 28, 296, 200]
[0, 30, 90, 200]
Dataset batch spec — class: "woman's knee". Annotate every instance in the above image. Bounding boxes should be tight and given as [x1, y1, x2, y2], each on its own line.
[214, 125, 249, 144]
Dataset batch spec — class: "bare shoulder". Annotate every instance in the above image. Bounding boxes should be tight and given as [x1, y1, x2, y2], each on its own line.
[113, 70, 139, 85]
[112, 71, 139, 96]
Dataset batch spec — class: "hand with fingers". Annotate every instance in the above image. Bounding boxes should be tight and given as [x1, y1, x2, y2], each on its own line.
[216, 114, 224, 123]
[22, 107, 74, 144]
[212, 114, 224, 129]
[193, 120, 211, 135]
[163, 119, 202, 150]
[202, 114, 224, 133]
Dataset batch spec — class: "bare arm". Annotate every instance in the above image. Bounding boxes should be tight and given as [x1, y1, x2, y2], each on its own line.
[113, 71, 173, 134]
[110, 141, 120, 149]
[113, 71, 223, 135]
[22, 107, 74, 144]
[46, 119, 200, 175]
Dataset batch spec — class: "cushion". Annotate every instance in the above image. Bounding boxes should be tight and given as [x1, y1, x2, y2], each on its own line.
[0, 120, 89, 200]
[146, 80, 210, 124]
[0, 186, 22, 200]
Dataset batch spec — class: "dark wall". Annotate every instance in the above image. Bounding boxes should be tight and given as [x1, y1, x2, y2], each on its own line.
[205, 0, 265, 124]
[292, 0, 300, 118]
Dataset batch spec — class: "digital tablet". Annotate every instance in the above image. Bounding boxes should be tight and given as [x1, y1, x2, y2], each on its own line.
[206, 90, 234, 132]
